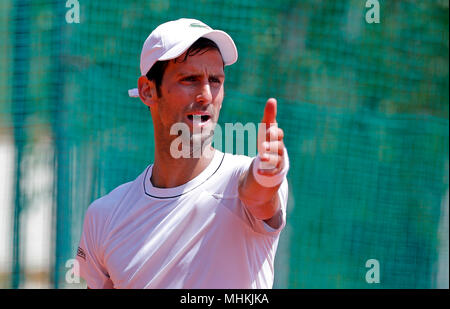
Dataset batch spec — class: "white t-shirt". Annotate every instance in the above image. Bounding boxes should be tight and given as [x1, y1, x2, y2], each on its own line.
[76, 150, 288, 289]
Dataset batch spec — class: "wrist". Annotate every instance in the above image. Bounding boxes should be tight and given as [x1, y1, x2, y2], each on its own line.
[252, 148, 289, 188]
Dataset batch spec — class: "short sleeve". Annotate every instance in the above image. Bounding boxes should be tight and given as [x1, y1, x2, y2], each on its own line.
[242, 176, 288, 236]
[76, 204, 114, 289]
[232, 154, 289, 237]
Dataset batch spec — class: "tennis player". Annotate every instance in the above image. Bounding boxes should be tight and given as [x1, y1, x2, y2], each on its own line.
[75, 18, 289, 289]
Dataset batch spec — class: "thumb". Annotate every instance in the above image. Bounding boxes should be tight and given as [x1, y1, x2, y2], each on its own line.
[261, 98, 277, 125]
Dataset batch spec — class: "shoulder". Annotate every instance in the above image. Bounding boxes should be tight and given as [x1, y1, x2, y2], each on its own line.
[85, 165, 150, 220]
[79, 166, 151, 253]
[85, 181, 134, 223]
[90, 181, 134, 210]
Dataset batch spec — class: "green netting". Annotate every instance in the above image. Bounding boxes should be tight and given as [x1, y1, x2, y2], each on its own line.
[0, 0, 448, 288]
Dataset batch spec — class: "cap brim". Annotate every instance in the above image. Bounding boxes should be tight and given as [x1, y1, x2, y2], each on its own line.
[202, 30, 238, 66]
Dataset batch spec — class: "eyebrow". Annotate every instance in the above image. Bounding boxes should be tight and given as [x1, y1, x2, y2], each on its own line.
[177, 72, 225, 79]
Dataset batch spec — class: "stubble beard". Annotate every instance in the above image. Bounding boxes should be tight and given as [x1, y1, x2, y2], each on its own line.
[189, 119, 216, 159]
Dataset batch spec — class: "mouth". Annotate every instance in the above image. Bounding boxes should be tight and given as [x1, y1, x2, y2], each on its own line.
[186, 113, 211, 124]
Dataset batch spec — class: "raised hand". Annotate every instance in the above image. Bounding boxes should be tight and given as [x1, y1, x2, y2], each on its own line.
[257, 98, 285, 175]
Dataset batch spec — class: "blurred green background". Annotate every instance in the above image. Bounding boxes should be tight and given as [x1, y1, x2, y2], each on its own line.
[0, 0, 448, 288]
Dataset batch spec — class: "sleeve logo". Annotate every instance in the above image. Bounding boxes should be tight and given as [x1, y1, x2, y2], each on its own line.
[77, 246, 86, 261]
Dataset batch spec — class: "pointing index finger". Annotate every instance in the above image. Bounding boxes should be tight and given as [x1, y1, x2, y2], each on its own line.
[261, 98, 277, 126]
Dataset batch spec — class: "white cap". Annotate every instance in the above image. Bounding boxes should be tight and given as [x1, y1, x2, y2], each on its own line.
[129, 18, 238, 97]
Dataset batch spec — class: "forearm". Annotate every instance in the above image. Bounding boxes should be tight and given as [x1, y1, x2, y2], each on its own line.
[238, 159, 281, 220]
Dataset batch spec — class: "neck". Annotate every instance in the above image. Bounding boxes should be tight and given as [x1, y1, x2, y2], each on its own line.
[151, 139, 216, 189]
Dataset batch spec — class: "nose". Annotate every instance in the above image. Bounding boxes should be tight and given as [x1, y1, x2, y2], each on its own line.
[195, 81, 213, 105]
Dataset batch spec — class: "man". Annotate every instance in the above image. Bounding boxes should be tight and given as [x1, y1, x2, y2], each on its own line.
[76, 18, 289, 289]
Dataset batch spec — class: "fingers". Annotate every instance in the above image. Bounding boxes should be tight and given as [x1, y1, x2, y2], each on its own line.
[258, 126, 284, 151]
[261, 98, 277, 126]
[266, 126, 283, 141]
[257, 154, 284, 175]
[260, 141, 285, 157]
[259, 140, 284, 170]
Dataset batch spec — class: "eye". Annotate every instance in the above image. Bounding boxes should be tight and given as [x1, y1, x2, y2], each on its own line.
[209, 77, 221, 85]
[181, 76, 197, 82]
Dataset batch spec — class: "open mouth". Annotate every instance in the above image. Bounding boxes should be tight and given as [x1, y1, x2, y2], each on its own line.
[187, 114, 211, 123]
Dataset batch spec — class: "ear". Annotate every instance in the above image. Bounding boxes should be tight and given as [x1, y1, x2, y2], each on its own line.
[138, 76, 158, 107]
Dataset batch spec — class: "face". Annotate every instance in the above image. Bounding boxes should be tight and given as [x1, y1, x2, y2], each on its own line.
[147, 49, 225, 149]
